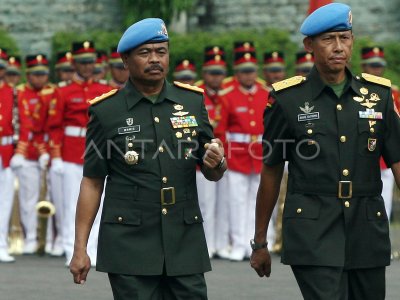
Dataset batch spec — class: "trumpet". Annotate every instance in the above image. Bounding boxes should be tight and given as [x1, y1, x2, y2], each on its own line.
[35, 169, 56, 255]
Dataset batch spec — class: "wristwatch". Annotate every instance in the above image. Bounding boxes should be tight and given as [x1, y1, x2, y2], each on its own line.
[250, 239, 268, 251]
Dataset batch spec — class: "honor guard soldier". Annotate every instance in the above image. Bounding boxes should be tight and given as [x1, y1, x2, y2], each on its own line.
[361, 46, 396, 226]
[47, 41, 112, 266]
[0, 48, 17, 263]
[93, 50, 108, 82]
[196, 46, 228, 258]
[173, 58, 197, 85]
[5, 55, 22, 87]
[251, 4, 400, 299]
[262, 51, 286, 91]
[10, 54, 53, 254]
[218, 41, 270, 261]
[55, 51, 75, 83]
[294, 50, 314, 76]
[69, 18, 226, 299]
[108, 46, 129, 89]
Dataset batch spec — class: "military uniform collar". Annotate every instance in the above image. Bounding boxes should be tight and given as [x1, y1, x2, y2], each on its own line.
[308, 67, 363, 100]
[124, 79, 184, 110]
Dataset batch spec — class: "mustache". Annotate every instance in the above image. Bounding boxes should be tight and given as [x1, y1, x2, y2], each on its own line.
[144, 64, 164, 72]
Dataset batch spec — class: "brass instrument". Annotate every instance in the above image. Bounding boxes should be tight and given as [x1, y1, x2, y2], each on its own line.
[35, 169, 55, 255]
[8, 178, 24, 254]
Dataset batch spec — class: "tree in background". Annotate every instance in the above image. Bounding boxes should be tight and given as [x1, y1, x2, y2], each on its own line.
[118, 0, 194, 27]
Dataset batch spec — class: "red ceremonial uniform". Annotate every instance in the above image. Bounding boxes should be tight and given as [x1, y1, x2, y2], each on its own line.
[218, 83, 268, 174]
[15, 83, 55, 160]
[0, 82, 15, 168]
[47, 74, 112, 164]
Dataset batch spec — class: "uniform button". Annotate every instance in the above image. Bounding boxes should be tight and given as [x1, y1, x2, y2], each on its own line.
[249, 109, 255, 115]
[162, 177, 167, 183]
[337, 104, 342, 111]
[377, 211, 381, 217]
[296, 208, 302, 214]
[370, 127, 375, 133]
[154, 117, 160, 123]
[249, 96, 253, 101]
[340, 136, 346, 143]
[194, 216, 198, 220]
[307, 129, 313, 135]
[128, 142, 133, 148]
[344, 201, 350, 208]
[187, 137, 191, 141]
[159, 146, 164, 153]
[162, 208, 168, 215]
[342, 169, 349, 176]
[117, 217, 123, 222]
[250, 121, 256, 127]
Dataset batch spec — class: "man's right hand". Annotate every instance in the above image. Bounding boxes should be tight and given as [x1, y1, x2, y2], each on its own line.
[250, 248, 272, 277]
[51, 158, 64, 174]
[70, 251, 91, 284]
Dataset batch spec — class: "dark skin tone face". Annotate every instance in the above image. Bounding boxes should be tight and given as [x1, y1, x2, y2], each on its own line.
[110, 66, 129, 84]
[236, 70, 258, 89]
[57, 69, 74, 82]
[73, 60, 95, 81]
[203, 71, 226, 91]
[304, 30, 354, 84]
[0, 68, 6, 81]
[362, 64, 385, 77]
[5, 73, 20, 86]
[121, 42, 169, 96]
[27, 73, 48, 90]
[263, 69, 286, 85]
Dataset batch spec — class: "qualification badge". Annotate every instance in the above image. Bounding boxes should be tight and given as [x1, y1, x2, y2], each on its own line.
[124, 136, 139, 165]
[368, 138, 377, 152]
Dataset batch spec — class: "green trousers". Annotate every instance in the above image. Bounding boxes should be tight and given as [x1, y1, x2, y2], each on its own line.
[108, 272, 207, 300]
[291, 265, 385, 300]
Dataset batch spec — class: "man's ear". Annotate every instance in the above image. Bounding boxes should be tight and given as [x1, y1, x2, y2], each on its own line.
[121, 52, 129, 69]
[303, 37, 313, 53]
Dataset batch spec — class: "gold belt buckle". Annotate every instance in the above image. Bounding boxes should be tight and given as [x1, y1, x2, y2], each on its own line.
[338, 181, 352, 199]
[161, 187, 176, 205]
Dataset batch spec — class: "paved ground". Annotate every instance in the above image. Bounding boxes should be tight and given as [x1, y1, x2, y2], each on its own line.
[0, 254, 399, 300]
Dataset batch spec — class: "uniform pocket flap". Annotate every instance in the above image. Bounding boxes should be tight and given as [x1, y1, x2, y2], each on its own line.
[366, 200, 387, 221]
[184, 205, 204, 224]
[102, 208, 142, 225]
[283, 196, 320, 219]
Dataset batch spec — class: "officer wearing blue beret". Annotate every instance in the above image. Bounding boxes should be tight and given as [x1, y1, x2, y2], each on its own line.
[69, 18, 226, 299]
[251, 3, 400, 299]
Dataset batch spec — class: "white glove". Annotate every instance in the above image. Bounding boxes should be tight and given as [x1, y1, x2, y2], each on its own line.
[10, 154, 26, 169]
[39, 153, 50, 170]
[51, 158, 64, 174]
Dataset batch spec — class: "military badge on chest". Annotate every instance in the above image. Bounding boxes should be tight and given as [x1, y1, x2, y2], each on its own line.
[298, 102, 320, 122]
[124, 136, 139, 165]
[118, 117, 141, 135]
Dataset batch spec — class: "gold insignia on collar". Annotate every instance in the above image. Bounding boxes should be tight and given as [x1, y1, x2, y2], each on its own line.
[360, 87, 368, 95]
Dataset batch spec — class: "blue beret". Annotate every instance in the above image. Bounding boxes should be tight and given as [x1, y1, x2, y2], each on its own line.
[117, 18, 169, 53]
[300, 3, 352, 36]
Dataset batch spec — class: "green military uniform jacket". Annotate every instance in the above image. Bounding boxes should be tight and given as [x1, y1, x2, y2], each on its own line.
[84, 80, 213, 276]
[263, 67, 400, 269]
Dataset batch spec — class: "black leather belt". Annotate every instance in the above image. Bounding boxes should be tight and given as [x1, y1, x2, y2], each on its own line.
[289, 179, 382, 199]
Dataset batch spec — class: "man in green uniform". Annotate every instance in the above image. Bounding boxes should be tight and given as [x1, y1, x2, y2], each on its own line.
[69, 18, 226, 299]
[250, 3, 400, 300]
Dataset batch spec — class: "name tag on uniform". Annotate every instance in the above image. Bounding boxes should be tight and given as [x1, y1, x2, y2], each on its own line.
[71, 98, 84, 103]
[359, 109, 383, 120]
[236, 106, 248, 113]
[118, 125, 141, 134]
[298, 112, 320, 122]
[170, 116, 198, 129]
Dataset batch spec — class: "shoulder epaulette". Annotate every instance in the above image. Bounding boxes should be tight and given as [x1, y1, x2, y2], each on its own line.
[272, 76, 306, 92]
[88, 89, 118, 105]
[40, 87, 55, 95]
[58, 80, 71, 88]
[96, 79, 109, 85]
[223, 76, 233, 84]
[194, 79, 204, 87]
[173, 81, 204, 94]
[16, 83, 25, 92]
[361, 73, 391, 88]
[256, 77, 266, 85]
[218, 85, 234, 96]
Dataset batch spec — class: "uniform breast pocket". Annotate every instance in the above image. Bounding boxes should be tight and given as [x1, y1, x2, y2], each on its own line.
[283, 194, 321, 220]
[295, 123, 326, 160]
[357, 120, 382, 157]
[102, 208, 142, 226]
[366, 198, 388, 222]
